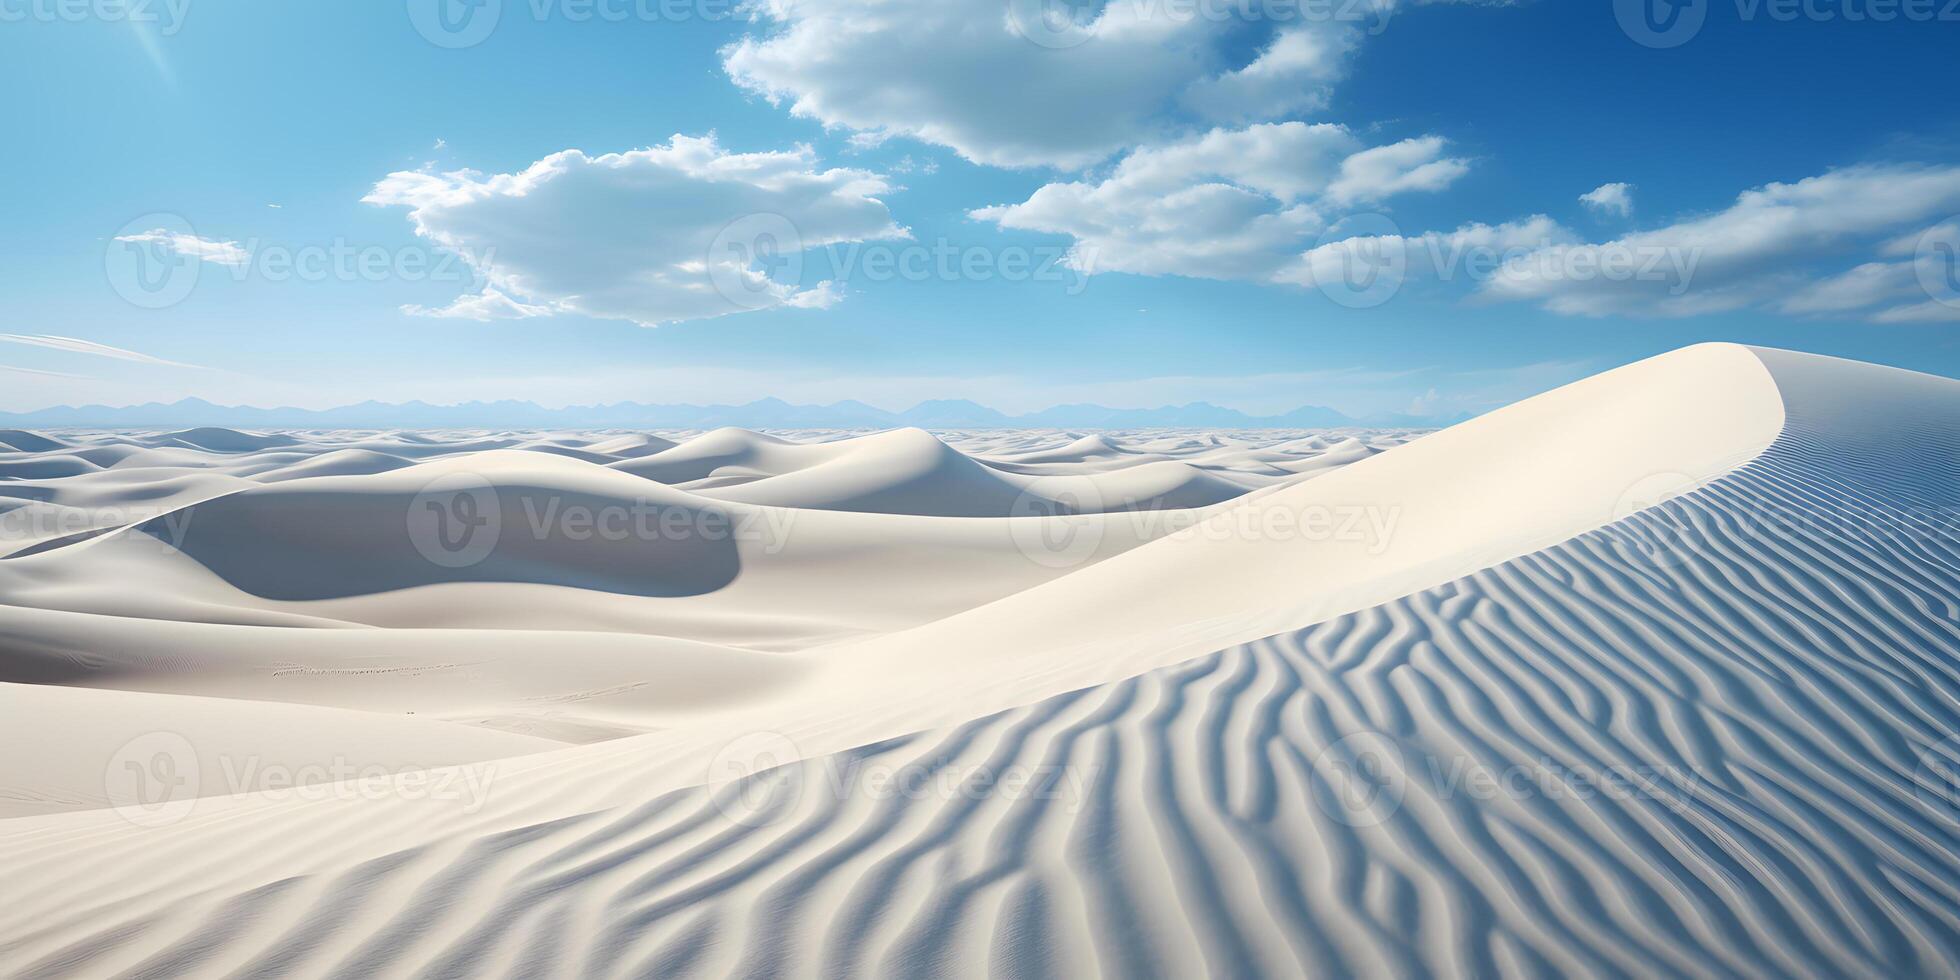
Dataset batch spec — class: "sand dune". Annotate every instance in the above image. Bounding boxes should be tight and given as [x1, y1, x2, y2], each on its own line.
[3, 345, 1959, 976]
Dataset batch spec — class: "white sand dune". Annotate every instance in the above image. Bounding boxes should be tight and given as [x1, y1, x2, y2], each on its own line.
[0, 682, 556, 818]
[3, 344, 1959, 977]
[0, 430, 67, 454]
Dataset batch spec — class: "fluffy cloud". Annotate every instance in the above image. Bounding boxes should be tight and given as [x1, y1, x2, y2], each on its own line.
[1579, 182, 1634, 217]
[970, 122, 1469, 281]
[1180, 24, 1354, 124]
[111, 230, 250, 267]
[401, 287, 553, 322]
[1477, 165, 1960, 318]
[1777, 261, 1919, 315]
[1327, 137, 1472, 205]
[723, 0, 1464, 169]
[1275, 215, 1572, 289]
[1872, 300, 1960, 324]
[365, 134, 905, 327]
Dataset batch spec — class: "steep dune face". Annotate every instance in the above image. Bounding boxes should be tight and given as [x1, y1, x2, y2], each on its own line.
[5, 345, 1960, 977]
[0, 430, 67, 454]
[822, 343, 1787, 698]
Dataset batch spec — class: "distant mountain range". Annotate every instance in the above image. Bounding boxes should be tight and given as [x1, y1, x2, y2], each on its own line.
[0, 396, 1469, 431]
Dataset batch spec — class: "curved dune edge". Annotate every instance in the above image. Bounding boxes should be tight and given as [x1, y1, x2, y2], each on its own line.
[12, 345, 1960, 978]
[816, 342, 1787, 701]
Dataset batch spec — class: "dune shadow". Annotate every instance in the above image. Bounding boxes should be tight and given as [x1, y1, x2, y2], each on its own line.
[142, 484, 742, 600]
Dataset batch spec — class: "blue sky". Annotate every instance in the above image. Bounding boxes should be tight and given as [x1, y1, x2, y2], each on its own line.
[2, 0, 1957, 417]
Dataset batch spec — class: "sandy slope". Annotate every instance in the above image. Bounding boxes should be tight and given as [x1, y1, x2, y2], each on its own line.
[3, 345, 1960, 977]
[0, 426, 1402, 760]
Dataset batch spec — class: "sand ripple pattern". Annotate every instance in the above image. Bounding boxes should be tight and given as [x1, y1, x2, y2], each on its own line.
[8, 410, 1960, 977]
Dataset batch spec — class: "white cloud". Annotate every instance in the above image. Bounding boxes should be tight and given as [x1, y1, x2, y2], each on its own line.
[1778, 261, 1919, 315]
[0, 334, 202, 369]
[1180, 24, 1352, 124]
[1477, 164, 1960, 317]
[780, 279, 845, 309]
[1276, 215, 1573, 288]
[1579, 182, 1634, 217]
[402, 287, 554, 322]
[1327, 137, 1472, 205]
[112, 229, 251, 267]
[365, 134, 906, 327]
[1871, 300, 1960, 323]
[971, 122, 1468, 281]
[723, 0, 1464, 169]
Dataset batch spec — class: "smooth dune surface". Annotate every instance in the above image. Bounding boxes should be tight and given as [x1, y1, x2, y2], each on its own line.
[3, 344, 1959, 978]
